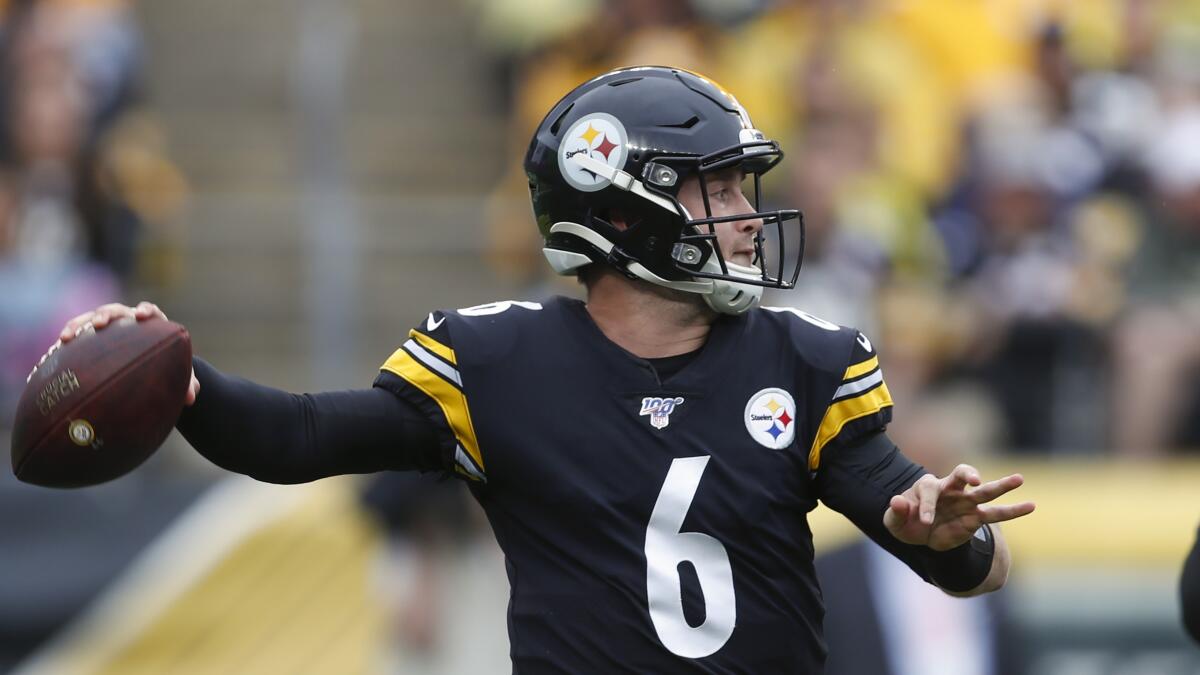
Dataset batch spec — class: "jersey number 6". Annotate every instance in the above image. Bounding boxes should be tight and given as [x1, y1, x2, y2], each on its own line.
[645, 456, 736, 659]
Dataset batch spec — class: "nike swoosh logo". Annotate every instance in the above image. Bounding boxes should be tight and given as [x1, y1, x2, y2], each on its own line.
[857, 333, 873, 353]
[426, 313, 445, 331]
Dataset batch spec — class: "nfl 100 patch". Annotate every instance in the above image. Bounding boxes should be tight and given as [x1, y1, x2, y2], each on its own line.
[639, 396, 685, 430]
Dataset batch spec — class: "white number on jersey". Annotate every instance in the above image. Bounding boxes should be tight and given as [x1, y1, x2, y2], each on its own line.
[645, 456, 736, 659]
[762, 306, 841, 331]
[456, 300, 544, 317]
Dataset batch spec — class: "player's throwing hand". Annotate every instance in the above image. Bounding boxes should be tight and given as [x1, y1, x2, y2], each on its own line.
[58, 302, 200, 405]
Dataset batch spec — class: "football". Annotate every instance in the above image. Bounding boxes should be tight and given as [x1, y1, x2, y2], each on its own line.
[11, 317, 192, 488]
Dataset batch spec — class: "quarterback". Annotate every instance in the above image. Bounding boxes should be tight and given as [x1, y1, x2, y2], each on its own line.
[61, 67, 1035, 673]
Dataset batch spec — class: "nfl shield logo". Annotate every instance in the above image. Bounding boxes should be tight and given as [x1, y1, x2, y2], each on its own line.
[639, 396, 685, 430]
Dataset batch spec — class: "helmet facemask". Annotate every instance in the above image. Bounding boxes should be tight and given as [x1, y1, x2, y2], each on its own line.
[656, 136, 804, 313]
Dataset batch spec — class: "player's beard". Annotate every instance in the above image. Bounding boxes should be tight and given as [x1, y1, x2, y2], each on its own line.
[632, 274, 718, 326]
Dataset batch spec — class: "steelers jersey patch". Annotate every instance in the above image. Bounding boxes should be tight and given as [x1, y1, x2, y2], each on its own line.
[744, 387, 797, 450]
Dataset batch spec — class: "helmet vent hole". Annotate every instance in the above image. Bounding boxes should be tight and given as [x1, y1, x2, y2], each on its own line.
[659, 116, 700, 130]
[608, 77, 643, 87]
[549, 103, 575, 135]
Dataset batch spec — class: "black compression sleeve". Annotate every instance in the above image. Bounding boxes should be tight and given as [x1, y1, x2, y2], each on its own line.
[175, 357, 444, 484]
[816, 431, 994, 592]
[1183, 526, 1200, 643]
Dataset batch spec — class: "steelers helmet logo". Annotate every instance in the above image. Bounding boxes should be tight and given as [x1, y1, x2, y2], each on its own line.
[68, 419, 95, 447]
[558, 113, 628, 192]
[744, 388, 797, 450]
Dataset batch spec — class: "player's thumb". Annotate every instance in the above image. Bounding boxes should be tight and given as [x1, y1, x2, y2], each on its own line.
[882, 495, 911, 532]
[185, 371, 200, 406]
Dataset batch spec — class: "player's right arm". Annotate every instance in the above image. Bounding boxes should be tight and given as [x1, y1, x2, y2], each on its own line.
[58, 302, 449, 483]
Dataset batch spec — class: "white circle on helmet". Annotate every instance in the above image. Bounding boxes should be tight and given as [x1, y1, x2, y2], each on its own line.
[558, 113, 629, 192]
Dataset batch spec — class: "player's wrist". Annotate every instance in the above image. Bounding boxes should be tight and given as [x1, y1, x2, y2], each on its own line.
[922, 523, 995, 593]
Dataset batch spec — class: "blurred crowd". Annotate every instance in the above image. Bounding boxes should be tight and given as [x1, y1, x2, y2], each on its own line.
[0, 0, 186, 421]
[480, 0, 1200, 458]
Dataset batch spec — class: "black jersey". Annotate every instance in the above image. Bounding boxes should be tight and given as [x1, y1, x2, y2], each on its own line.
[374, 296, 893, 674]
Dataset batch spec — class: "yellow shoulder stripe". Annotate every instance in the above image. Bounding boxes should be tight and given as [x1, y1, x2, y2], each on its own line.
[843, 355, 879, 381]
[381, 348, 483, 474]
[409, 329, 456, 366]
[809, 381, 893, 470]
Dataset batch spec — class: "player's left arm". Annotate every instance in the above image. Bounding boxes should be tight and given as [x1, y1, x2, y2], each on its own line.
[816, 431, 1033, 597]
[810, 329, 1033, 596]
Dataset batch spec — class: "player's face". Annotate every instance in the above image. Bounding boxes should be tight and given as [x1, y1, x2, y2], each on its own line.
[677, 168, 763, 268]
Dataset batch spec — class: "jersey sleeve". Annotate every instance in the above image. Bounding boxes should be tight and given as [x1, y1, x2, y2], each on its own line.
[807, 331, 894, 471]
[373, 310, 487, 483]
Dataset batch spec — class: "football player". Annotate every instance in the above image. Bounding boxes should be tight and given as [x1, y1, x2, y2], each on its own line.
[1184, 525, 1200, 643]
[60, 67, 1035, 673]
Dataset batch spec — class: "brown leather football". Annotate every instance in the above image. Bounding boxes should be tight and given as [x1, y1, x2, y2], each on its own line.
[11, 317, 192, 488]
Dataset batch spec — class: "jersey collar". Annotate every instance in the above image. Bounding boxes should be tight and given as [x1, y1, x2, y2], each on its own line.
[557, 296, 747, 392]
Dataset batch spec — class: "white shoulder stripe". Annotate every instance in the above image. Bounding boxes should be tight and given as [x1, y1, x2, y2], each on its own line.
[833, 368, 883, 400]
[455, 445, 486, 482]
[403, 338, 461, 387]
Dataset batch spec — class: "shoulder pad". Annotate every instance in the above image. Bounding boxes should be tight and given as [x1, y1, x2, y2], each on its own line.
[757, 306, 860, 375]
[440, 300, 547, 365]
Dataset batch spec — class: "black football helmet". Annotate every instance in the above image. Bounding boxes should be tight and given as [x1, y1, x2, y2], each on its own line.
[524, 66, 803, 314]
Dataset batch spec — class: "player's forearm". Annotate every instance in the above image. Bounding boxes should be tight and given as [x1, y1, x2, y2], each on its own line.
[815, 432, 937, 580]
[176, 357, 443, 483]
[817, 432, 1000, 593]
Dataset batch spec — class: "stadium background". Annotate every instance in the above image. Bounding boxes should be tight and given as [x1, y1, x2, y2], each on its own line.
[1, 0, 1199, 672]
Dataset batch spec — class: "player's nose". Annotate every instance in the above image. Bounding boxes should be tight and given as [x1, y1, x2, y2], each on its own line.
[732, 191, 762, 234]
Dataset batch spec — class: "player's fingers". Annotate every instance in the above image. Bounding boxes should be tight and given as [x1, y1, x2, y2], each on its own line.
[914, 474, 940, 525]
[90, 303, 138, 331]
[134, 301, 168, 322]
[978, 501, 1037, 524]
[968, 474, 1026, 504]
[60, 310, 99, 342]
[941, 463, 982, 493]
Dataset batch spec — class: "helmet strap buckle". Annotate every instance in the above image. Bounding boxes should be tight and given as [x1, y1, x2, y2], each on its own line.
[643, 162, 678, 187]
[671, 242, 704, 268]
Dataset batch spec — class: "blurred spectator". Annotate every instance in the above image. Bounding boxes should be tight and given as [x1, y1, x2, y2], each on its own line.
[1111, 107, 1200, 455]
[944, 94, 1110, 454]
[360, 471, 479, 672]
[0, 0, 186, 424]
[763, 31, 947, 326]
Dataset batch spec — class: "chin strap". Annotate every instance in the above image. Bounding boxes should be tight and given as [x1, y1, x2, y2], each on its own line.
[546, 222, 712, 294]
[697, 257, 763, 314]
